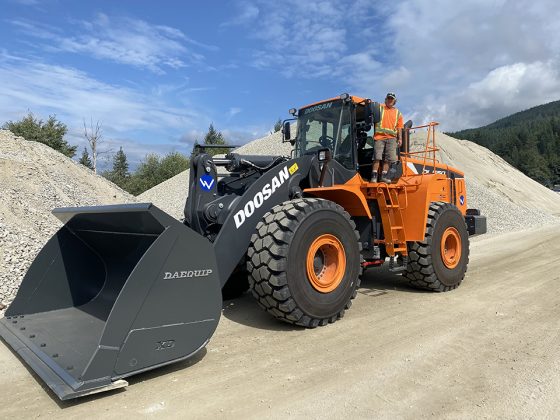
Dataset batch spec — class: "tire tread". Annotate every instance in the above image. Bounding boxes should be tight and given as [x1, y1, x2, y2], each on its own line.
[247, 198, 362, 327]
[403, 201, 470, 292]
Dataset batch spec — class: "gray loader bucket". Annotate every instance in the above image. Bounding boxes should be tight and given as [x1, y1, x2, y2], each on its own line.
[0, 203, 221, 400]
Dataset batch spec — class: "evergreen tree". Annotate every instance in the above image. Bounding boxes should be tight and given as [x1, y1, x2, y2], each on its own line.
[202, 123, 228, 156]
[448, 100, 560, 187]
[103, 147, 130, 189]
[113, 147, 130, 182]
[79, 147, 94, 170]
[2, 112, 77, 157]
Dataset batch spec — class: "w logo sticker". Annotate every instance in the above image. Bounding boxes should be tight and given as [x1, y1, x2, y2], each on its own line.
[199, 174, 215, 191]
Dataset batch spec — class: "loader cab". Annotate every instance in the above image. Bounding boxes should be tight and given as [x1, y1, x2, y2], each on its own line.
[294, 98, 356, 171]
[290, 98, 359, 187]
[290, 95, 379, 184]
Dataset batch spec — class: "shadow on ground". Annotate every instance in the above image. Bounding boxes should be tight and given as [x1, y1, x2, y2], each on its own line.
[359, 265, 426, 294]
[221, 265, 426, 331]
[51, 348, 208, 408]
[221, 294, 300, 332]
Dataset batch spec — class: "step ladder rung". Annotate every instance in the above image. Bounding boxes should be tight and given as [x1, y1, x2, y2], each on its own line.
[378, 186, 408, 257]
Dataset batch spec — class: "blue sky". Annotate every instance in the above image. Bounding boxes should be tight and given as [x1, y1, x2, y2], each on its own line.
[1, 0, 560, 168]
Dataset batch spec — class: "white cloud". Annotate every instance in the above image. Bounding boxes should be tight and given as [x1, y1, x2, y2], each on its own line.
[179, 128, 206, 145]
[229, 0, 560, 130]
[425, 59, 560, 130]
[225, 0, 376, 77]
[0, 53, 209, 161]
[377, 0, 560, 129]
[227, 107, 242, 119]
[466, 61, 560, 111]
[221, 125, 269, 145]
[10, 14, 217, 73]
[221, 2, 260, 27]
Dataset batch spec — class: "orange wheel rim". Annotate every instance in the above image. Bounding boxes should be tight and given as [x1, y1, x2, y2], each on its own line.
[440, 227, 461, 269]
[306, 234, 346, 293]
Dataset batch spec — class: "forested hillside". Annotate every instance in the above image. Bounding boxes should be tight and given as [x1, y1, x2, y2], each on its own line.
[448, 101, 560, 187]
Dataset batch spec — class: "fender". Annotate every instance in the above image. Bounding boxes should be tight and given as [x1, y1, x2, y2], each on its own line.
[303, 174, 372, 218]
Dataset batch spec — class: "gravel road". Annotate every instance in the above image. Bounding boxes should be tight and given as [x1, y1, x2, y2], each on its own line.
[1, 225, 559, 419]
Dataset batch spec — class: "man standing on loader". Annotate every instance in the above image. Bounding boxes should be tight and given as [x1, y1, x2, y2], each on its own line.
[371, 92, 404, 183]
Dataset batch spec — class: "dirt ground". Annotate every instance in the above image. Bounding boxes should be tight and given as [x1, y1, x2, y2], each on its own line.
[1, 225, 560, 419]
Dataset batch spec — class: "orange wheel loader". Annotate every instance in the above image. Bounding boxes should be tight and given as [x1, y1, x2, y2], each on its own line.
[0, 93, 486, 399]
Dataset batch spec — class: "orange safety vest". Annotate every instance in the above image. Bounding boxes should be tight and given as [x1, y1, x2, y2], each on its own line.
[374, 104, 404, 140]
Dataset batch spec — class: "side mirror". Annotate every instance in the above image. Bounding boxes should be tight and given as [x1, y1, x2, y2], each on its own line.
[283, 121, 291, 141]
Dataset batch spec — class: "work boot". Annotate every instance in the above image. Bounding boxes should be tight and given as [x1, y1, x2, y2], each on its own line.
[370, 174, 378, 183]
[380, 171, 391, 183]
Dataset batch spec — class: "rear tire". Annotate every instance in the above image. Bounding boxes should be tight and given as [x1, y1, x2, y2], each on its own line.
[247, 198, 362, 328]
[404, 202, 469, 292]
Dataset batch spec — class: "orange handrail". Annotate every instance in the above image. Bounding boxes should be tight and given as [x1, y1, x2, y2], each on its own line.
[401, 122, 439, 179]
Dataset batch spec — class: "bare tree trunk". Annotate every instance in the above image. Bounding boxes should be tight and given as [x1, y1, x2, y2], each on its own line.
[83, 118, 103, 173]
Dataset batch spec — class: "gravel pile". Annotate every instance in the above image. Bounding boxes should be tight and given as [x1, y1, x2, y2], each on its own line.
[142, 128, 560, 233]
[409, 131, 560, 234]
[464, 178, 558, 234]
[139, 170, 190, 219]
[0, 129, 136, 309]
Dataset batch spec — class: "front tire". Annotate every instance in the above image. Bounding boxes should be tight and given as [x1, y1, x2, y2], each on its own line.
[404, 202, 469, 292]
[247, 198, 362, 328]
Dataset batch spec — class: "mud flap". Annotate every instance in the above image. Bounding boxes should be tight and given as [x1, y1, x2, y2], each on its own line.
[0, 203, 222, 400]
